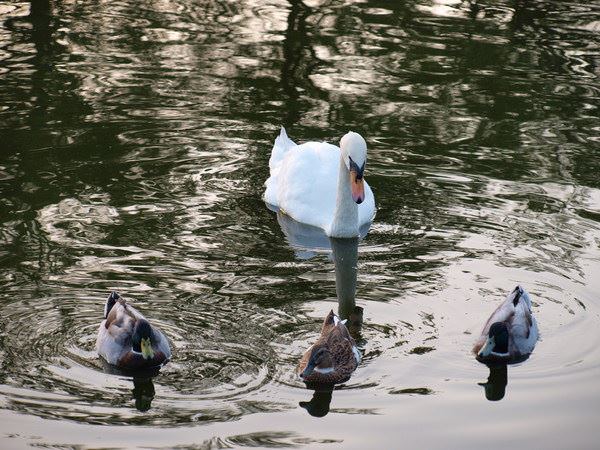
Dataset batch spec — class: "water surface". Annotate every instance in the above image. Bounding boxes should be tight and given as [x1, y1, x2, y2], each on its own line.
[1, 0, 600, 448]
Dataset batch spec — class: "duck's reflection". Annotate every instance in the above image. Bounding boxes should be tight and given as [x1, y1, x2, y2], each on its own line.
[101, 360, 160, 411]
[132, 377, 156, 412]
[299, 237, 364, 417]
[478, 364, 508, 401]
[299, 385, 334, 417]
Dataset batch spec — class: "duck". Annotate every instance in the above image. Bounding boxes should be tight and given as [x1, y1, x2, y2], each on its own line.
[473, 285, 538, 364]
[263, 128, 376, 238]
[297, 310, 361, 385]
[96, 292, 171, 369]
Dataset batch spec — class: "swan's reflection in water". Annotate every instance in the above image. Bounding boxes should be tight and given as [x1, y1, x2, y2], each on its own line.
[330, 237, 364, 347]
[478, 365, 508, 401]
[273, 210, 371, 259]
[331, 237, 359, 321]
[345, 305, 364, 339]
[101, 360, 160, 412]
[299, 237, 363, 417]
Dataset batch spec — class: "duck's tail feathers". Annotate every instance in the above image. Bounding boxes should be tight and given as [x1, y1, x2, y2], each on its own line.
[269, 127, 296, 170]
[104, 291, 120, 318]
[324, 309, 336, 324]
[511, 285, 532, 310]
[325, 310, 347, 328]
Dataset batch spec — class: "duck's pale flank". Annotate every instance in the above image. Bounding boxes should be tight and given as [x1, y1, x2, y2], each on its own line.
[96, 292, 171, 369]
[474, 285, 538, 364]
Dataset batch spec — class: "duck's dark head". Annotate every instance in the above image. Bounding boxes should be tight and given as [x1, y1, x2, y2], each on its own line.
[300, 347, 334, 379]
[478, 322, 509, 359]
[132, 320, 155, 360]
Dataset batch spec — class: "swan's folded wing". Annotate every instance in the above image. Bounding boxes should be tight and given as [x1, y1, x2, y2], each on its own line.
[271, 143, 339, 229]
[358, 180, 376, 226]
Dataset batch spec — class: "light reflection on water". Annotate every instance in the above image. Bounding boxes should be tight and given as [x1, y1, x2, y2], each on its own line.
[1, 0, 600, 448]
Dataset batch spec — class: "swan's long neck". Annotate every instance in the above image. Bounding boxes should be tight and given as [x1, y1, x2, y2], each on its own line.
[329, 155, 358, 237]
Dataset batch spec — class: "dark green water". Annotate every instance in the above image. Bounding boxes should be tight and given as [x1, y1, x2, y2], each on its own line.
[1, 0, 599, 448]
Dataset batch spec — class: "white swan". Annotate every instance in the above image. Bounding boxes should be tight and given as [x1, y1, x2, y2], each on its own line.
[263, 128, 376, 238]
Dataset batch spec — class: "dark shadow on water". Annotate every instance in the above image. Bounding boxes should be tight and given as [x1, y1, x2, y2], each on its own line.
[4, 0, 60, 61]
[299, 385, 334, 417]
[478, 364, 508, 402]
[281, 0, 328, 127]
[389, 387, 435, 395]
[100, 360, 160, 412]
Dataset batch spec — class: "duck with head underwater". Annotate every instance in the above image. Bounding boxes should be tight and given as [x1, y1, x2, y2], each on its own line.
[96, 292, 171, 369]
[297, 310, 361, 385]
[473, 285, 538, 364]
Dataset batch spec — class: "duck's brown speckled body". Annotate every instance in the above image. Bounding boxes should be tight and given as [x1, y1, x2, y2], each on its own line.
[297, 310, 361, 385]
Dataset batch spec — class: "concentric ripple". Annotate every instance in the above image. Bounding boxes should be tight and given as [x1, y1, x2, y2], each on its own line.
[0, 289, 281, 424]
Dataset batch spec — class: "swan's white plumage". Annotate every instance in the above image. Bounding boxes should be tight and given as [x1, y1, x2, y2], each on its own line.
[264, 128, 375, 235]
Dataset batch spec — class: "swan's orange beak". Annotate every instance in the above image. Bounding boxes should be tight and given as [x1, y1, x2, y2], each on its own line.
[350, 170, 365, 204]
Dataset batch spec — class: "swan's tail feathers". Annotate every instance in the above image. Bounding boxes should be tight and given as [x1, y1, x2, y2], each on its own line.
[269, 127, 296, 169]
[277, 127, 295, 148]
